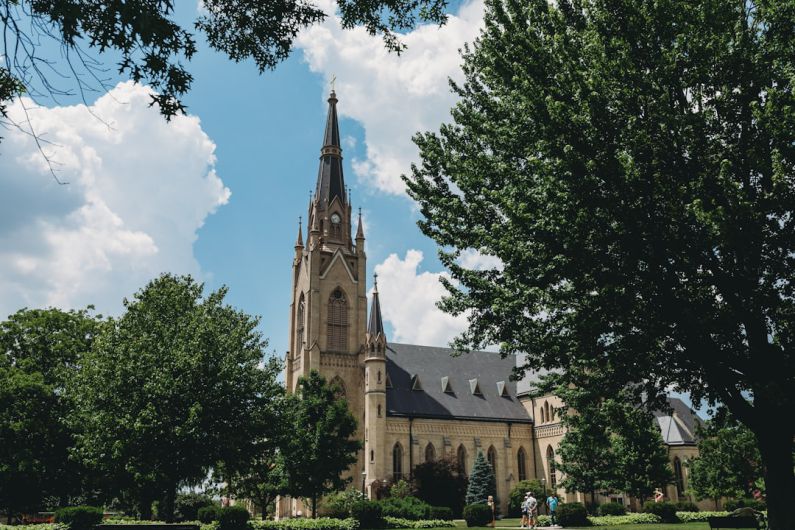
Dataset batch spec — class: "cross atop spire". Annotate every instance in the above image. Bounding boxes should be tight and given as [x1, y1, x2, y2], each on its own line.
[315, 90, 346, 207]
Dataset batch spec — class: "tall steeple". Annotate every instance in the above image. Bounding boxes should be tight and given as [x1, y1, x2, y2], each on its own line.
[314, 90, 346, 207]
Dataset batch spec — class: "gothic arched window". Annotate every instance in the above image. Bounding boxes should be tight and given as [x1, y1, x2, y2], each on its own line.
[377, 404, 382, 417]
[547, 446, 557, 488]
[296, 293, 305, 348]
[487, 446, 497, 472]
[544, 401, 551, 424]
[540, 407, 546, 424]
[457, 445, 468, 475]
[393, 443, 403, 480]
[327, 288, 348, 351]
[674, 457, 685, 498]
[425, 443, 436, 463]
[517, 447, 527, 481]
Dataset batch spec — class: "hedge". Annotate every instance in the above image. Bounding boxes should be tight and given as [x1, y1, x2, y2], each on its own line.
[0, 526, 65, 530]
[588, 513, 661, 526]
[596, 503, 626, 516]
[55, 507, 104, 530]
[556, 503, 588, 527]
[676, 511, 731, 523]
[218, 507, 249, 530]
[725, 499, 766, 512]
[462, 504, 492, 527]
[642, 501, 678, 523]
[199, 506, 222, 523]
[383, 518, 455, 529]
[250, 518, 359, 530]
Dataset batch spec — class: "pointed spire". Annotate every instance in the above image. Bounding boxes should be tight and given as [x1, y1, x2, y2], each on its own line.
[368, 273, 384, 336]
[356, 208, 365, 239]
[295, 217, 304, 248]
[315, 90, 346, 207]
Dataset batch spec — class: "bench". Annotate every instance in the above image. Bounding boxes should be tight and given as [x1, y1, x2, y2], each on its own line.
[707, 516, 762, 529]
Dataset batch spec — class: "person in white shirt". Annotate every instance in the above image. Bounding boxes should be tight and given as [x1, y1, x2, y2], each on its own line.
[527, 494, 538, 529]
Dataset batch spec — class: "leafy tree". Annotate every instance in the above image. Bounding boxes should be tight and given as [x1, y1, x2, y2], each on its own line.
[281, 370, 360, 517]
[411, 458, 467, 516]
[0, 0, 448, 121]
[0, 308, 100, 516]
[464, 451, 497, 508]
[556, 400, 615, 506]
[70, 274, 283, 521]
[223, 452, 287, 518]
[606, 399, 673, 501]
[688, 408, 765, 506]
[404, 0, 795, 527]
[174, 492, 216, 522]
[507, 480, 544, 517]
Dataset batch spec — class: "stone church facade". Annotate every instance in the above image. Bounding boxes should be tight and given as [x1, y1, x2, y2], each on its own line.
[276, 92, 706, 517]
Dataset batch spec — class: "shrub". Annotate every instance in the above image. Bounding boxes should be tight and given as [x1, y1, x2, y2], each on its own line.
[588, 513, 661, 526]
[411, 458, 467, 518]
[507, 480, 545, 517]
[217, 506, 249, 530]
[676, 511, 730, 523]
[389, 481, 413, 499]
[55, 506, 104, 530]
[556, 502, 589, 527]
[725, 498, 766, 512]
[463, 504, 492, 527]
[378, 497, 430, 520]
[324, 490, 367, 519]
[642, 501, 678, 523]
[350, 501, 384, 529]
[597, 502, 626, 516]
[176, 493, 216, 522]
[199, 506, 222, 523]
[428, 506, 453, 520]
[251, 518, 358, 530]
[674, 500, 699, 512]
[383, 518, 456, 529]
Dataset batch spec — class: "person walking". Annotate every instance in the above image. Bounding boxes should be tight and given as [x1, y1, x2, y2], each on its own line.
[546, 494, 559, 526]
[527, 493, 538, 530]
[520, 493, 530, 528]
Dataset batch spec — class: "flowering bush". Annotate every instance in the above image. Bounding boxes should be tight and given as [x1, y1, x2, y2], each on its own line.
[383, 518, 455, 529]
[588, 513, 661, 526]
[676, 511, 731, 523]
[250, 518, 358, 530]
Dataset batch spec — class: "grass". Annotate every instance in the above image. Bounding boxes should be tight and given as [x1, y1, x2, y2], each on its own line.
[457, 522, 712, 530]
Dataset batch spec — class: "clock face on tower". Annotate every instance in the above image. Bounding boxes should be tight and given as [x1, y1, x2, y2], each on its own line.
[331, 213, 341, 224]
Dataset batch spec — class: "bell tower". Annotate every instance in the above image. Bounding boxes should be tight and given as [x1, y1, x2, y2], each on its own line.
[285, 90, 368, 494]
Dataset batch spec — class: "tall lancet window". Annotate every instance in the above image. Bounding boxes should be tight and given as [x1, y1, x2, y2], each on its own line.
[296, 293, 305, 350]
[327, 288, 348, 351]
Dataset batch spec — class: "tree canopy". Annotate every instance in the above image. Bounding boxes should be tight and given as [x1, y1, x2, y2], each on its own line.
[404, 0, 795, 527]
[70, 274, 283, 520]
[0, 0, 448, 119]
[281, 370, 361, 517]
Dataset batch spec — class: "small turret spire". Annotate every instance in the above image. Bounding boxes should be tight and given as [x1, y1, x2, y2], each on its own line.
[295, 217, 303, 248]
[368, 273, 384, 336]
[356, 208, 365, 239]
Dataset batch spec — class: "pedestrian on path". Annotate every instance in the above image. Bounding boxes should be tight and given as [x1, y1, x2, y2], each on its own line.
[546, 494, 558, 526]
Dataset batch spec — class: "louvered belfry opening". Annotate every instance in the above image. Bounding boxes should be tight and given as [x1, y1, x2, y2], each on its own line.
[327, 288, 348, 351]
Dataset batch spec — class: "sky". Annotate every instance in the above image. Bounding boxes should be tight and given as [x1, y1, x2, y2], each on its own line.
[0, 0, 489, 359]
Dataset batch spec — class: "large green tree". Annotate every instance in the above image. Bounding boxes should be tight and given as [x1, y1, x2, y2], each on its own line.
[281, 370, 360, 518]
[71, 274, 283, 521]
[412, 458, 467, 516]
[0, 0, 448, 120]
[688, 408, 765, 506]
[0, 308, 100, 518]
[404, 0, 795, 527]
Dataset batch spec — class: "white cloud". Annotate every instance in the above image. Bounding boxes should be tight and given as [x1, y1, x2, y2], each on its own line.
[458, 249, 504, 271]
[0, 81, 230, 318]
[373, 249, 467, 345]
[296, 0, 484, 195]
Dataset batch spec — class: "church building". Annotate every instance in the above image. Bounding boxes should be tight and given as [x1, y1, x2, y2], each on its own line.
[277, 91, 706, 517]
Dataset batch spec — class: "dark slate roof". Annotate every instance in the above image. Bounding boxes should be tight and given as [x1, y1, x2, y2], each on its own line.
[655, 397, 704, 446]
[315, 91, 346, 206]
[385, 343, 532, 423]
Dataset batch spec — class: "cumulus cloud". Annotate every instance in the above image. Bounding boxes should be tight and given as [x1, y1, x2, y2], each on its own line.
[372, 249, 467, 345]
[296, 0, 484, 195]
[458, 249, 504, 271]
[0, 81, 230, 318]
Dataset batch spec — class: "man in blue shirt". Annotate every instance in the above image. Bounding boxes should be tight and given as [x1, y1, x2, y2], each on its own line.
[546, 494, 559, 526]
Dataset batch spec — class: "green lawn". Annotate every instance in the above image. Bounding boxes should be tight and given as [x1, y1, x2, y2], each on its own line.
[458, 523, 711, 530]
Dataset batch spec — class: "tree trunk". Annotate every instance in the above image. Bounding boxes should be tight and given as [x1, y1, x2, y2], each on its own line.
[756, 426, 795, 530]
[139, 491, 154, 520]
[161, 486, 177, 523]
[311, 496, 318, 518]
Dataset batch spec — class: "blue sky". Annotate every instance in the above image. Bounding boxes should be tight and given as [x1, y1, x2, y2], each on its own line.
[0, 0, 487, 357]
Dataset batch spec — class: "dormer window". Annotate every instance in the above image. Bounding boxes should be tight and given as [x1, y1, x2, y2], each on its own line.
[469, 378, 482, 396]
[411, 374, 422, 391]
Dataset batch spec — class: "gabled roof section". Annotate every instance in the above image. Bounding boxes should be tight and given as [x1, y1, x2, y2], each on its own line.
[315, 91, 346, 208]
[385, 343, 531, 423]
[319, 249, 357, 282]
[654, 397, 704, 446]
